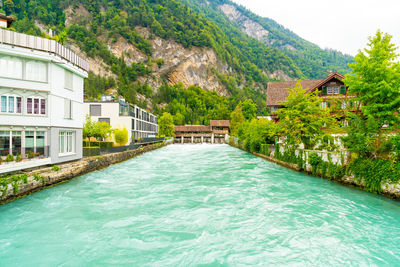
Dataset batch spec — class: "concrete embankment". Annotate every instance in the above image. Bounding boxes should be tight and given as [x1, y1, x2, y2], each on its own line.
[0, 143, 165, 205]
[252, 152, 400, 201]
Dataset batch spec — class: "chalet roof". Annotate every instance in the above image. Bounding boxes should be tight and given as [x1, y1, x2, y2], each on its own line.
[210, 120, 230, 127]
[266, 72, 345, 107]
[175, 125, 212, 132]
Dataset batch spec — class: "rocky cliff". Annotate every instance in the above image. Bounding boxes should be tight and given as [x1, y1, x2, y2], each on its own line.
[65, 6, 231, 96]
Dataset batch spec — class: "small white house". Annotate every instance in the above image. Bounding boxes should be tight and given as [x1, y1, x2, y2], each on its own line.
[0, 23, 88, 173]
[84, 98, 158, 144]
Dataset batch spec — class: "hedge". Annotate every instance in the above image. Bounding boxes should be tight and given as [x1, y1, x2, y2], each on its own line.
[83, 141, 113, 148]
[83, 147, 101, 157]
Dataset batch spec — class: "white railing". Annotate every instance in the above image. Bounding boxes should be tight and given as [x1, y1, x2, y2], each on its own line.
[0, 28, 89, 72]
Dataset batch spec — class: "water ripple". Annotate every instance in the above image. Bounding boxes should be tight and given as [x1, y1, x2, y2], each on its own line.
[0, 144, 400, 266]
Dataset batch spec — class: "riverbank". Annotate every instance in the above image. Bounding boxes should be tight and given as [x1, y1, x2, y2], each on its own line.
[252, 151, 400, 201]
[228, 142, 400, 201]
[0, 142, 166, 205]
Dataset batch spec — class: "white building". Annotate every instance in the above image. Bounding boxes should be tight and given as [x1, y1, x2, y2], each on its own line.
[0, 23, 88, 173]
[84, 98, 158, 144]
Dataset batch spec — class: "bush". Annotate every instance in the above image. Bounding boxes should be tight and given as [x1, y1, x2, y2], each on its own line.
[83, 141, 114, 148]
[5, 154, 14, 162]
[16, 154, 22, 162]
[349, 158, 400, 193]
[83, 147, 101, 157]
[52, 165, 60, 172]
[308, 152, 345, 179]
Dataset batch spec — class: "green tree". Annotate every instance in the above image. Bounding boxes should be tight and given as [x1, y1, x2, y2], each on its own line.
[83, 115, 96, 146]
[95, 122, 112, 141]
[343, 31, 400, 159]
[159, 112, 175, 137]
[3, 0, 14, 15]
[238, 118, 276, 152]
[344, 30, 400, 128]
[114, 127, 129, 146]
[240, 99, 257, 121]
[277, 81, 337, 149]
[230, 105, 245, 136]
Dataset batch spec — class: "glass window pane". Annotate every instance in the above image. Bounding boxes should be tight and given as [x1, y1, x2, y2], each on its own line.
[59, 132, 64, 153]
[40, 99, 46, 114]
[27, 98, 32, 114]
[25, 132, 34, 151]
[16, 97, 22, 113]
[1, 96, 6, 112]
[34, 99, 39, 114]
[0, 135, 10, 156]
[8, 96, 14, 113]
[36, 133, 45, 155]
[12, 133, 21, 155]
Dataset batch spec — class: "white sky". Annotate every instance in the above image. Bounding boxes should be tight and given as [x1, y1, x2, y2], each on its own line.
[231, 0, 400, 56]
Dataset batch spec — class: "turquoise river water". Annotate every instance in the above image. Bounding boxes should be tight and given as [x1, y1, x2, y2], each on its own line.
[1, 144, 400, 266]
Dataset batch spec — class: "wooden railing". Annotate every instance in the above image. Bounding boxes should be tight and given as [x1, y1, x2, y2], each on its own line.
[0, 28, 89, 72]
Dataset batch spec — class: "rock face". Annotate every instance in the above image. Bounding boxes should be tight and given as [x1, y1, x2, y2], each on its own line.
[135, 27, 230, 95]
[219, 4, 270, 44]
[218, 4, 294, 81]
[64, 6, 230, 95]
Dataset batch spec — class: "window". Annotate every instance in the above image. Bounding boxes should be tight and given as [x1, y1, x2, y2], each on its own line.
[327, 87, 333, 94]
[64, 99, 72, 119]
[0, 55, 47, 82]
[1, 96, 6, 112]
[0, 56, 23, 79]
[25, 60, 47, 82]
[65, 70, 73, 90]
[98, 118, 110, 124]
[90, 105, 101, 116]
[334, 87, 340, 94]
[0, 95, 22, 114]
[25, 131, 35, 152]
[26, 97, 46, 115]
[59, 131, 74, 154]
[0, 131, 10, 156]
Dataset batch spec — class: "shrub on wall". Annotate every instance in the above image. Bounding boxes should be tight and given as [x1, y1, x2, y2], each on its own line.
[83, 147, 101, 157]
[349, 158, 400, 193]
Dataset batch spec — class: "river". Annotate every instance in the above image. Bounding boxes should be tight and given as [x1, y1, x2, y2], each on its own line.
[1, 144, 400, 266]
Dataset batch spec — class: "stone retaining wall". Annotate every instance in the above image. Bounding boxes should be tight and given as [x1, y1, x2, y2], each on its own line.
[253, 151, 400, 201]
[0, 143, 165, 205]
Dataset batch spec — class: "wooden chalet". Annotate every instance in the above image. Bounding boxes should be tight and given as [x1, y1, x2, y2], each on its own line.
[266, 72, 356, 121]
[174, 120, 230, 144]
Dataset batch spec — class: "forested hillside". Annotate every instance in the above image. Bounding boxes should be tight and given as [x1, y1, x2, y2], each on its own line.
[0, 0, 353, 124]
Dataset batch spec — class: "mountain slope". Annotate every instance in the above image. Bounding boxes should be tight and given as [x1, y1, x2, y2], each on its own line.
[2, 0, 353, 119]
[177, 0, 354, 79]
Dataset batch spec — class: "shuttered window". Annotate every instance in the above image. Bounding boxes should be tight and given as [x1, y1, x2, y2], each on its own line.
[90, 105, 101, 116]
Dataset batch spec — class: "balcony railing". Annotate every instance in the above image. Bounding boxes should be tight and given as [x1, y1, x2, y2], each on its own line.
[0, 28, 89, 72]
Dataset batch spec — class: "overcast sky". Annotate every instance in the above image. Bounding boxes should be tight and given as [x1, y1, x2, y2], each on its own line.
[231, 0, 400, 56]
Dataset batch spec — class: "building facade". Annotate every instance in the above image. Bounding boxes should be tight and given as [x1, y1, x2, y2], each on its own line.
[266, 72, 356, 121]
[84, 98, 158, 144]
[0, 25, 88, 173]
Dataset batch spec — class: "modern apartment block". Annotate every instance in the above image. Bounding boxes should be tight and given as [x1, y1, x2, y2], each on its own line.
[0, 19, 88, 173]
[84, 96, 158, 144]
